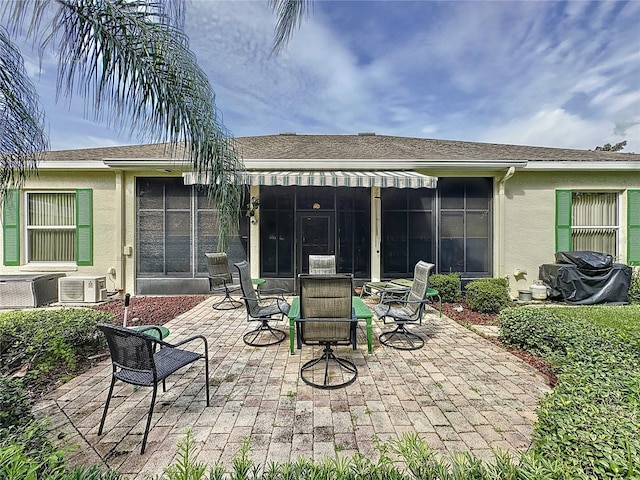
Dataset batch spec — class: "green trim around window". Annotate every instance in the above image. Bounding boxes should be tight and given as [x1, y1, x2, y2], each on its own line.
[2, 189, 20, 266]
[75, 189, 93, 266]
[628, 190, 640, 266]
[555, 189, 572, 253]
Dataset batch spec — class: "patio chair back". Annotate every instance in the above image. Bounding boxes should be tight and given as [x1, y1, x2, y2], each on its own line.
[406, 261, 433, 315]
[235, 260, 260, 314]
[205, 252, 233, 287]
[308, 255, 336, 275]
[299, 274, 354, 344]
[100, 325, 156, 382]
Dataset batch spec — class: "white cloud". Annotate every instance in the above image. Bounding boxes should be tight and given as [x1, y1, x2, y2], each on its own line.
[479, 108, 639, 153]
[4, 0, 639, 154]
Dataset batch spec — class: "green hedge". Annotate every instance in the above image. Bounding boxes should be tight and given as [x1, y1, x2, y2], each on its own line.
[429, 273, 462, 303]
[0, 308, 112, 380]
[499, 306, 640, 478]
[465, 278, 512, 313]
[629, 267, 640, 304]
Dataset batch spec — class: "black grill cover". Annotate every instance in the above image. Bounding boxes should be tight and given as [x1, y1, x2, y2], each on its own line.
[555, 251, 613, 274]
[542, 263, 632, 305]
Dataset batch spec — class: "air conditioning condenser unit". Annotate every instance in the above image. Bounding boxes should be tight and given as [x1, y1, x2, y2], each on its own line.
[58, 276, 107, 303]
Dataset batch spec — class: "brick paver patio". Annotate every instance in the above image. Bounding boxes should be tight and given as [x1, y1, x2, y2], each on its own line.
[34, 296, 551, 478]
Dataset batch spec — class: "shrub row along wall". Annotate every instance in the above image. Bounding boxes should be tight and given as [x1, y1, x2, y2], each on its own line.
[499, 306, 640, 478]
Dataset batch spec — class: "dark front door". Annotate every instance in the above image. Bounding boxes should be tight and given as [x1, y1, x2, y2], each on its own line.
[297, 212, 335, 276]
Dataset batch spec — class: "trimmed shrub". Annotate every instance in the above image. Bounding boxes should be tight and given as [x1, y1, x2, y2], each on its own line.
[429, 273, 462, 303]
[0, 308, 112, 380]
[0, 376, 54, 471]
[0, 375, 32, 430]
[465, 278, 511, 313]
[500, 306, 640, 478]
[629, 266, 640, 304]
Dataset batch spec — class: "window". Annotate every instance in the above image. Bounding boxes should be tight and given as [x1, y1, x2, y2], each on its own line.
[438, 178, 492, 276]
[136, 178, 248, 278]
[27, 193, 76, 262]
[556, 191, 619, 258]
[381, 188, 434, 277]
[2, 189, 92, 266]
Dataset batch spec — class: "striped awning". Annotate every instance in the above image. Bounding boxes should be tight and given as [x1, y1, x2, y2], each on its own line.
[183, 171, 437, 189]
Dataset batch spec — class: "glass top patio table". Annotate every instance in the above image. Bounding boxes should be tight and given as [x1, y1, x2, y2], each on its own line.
[287, 296, 373, 354]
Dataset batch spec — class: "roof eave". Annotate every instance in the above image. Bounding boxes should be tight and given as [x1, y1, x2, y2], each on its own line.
[522, 161, 639, 171]
[242, 158, 528, 170]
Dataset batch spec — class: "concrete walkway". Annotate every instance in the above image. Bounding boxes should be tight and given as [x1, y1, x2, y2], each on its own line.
[34, 296, 551, 478]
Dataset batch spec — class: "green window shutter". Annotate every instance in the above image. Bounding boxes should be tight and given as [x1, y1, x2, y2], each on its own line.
[628, 190, 640, 266]
[2, 189, 20, 266]
[75, 189, 93, 266]
[556, 190, 572, 253]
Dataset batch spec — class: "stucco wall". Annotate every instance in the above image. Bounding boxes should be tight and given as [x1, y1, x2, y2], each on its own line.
[0, 171, 121, 291]
[501, 170, 637, 296]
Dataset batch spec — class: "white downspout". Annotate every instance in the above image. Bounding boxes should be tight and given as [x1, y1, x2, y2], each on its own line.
[496, 167, 516, 279]
[114, 171, 125, 292]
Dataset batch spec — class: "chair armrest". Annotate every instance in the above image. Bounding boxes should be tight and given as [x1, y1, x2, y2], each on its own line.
[248, 295, 287, 304]
[379, 286, 410, 302]
[295, 317, 356, 323]
[259, 287, 287, 294]
[161, 334, 209, 351]
[257, 287, 288, 300]
[379, 296, 430, 306]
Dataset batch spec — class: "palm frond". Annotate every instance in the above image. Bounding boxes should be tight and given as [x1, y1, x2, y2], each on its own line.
[50, 0, 243, 239]
[1, 0, 243, 244]
[0, 26, 47, 199]
[269, 0, 312, 54]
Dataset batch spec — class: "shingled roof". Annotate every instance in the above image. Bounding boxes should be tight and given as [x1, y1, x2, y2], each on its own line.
[43, 134, 639, 162]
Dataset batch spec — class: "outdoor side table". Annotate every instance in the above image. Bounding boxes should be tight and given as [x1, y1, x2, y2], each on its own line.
[288, 296, 373, 354]
[131, 325, 170, 339]
[251, 278, 266, 298]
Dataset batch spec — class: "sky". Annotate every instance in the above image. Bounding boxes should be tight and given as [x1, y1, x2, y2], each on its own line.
[11, 0, 640, 153]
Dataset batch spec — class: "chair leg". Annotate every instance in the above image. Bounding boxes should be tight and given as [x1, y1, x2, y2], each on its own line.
[211, 284, 242, 310]
[203, 345, 210, 407]
[379, 324, 425, 350]
[141, 384, 158, 455]
[243, 320, 286, 347]
[300, 345, 357, 389]
[98, 375, 116, 436]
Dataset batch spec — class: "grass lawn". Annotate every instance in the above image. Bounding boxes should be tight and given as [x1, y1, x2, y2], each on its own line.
[550, 304, 640, 334]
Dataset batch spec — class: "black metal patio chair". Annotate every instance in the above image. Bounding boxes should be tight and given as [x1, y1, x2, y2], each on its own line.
[374, 261, 435, 350]
[97, 324, 209, 454]
[205, 252, 242, 310]
[234, 260, 290, 346]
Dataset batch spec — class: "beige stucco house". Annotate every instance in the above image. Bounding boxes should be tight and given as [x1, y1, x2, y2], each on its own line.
[2, 134, 639, 301]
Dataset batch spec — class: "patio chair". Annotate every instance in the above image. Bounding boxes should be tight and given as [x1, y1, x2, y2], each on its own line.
[374, 261, 435, 350]
[206, 252, 242, 310]
[297, 274, 357, 389]
[234, 260, 290, 346]
[97, 324, 209, 454]
[308, 254, 336, 274]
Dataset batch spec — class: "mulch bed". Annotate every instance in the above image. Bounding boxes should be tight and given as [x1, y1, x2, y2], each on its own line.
[91, 295, 207, 326]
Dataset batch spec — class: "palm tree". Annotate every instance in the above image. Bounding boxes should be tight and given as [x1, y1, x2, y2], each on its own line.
[0, 0, 242, 251]
[270, 0, 312, 53]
